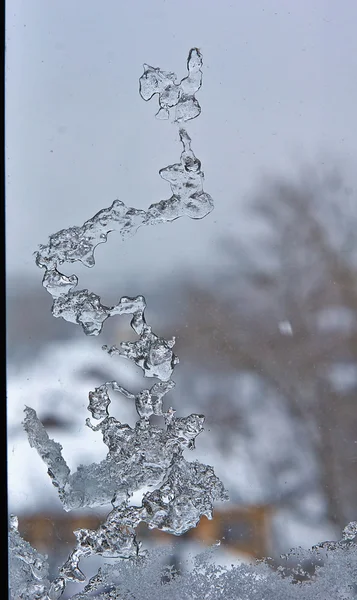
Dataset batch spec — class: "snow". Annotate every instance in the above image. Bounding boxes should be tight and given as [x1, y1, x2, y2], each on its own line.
[8, 339, 141, 514]
[325, 362, 357, 393]
[316, 306, 357, 334]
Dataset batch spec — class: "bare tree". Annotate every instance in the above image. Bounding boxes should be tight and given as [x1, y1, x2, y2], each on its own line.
[177, 164, 357, 531]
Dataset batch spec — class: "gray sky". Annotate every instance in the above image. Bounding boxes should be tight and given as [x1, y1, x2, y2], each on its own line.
[6, 0, 357, 289]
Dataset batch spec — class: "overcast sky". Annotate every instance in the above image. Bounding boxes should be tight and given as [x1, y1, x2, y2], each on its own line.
[6, 0, 357, 291]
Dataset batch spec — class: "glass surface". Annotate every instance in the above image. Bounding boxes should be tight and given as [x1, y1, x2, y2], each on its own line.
[7, 2, 357, 598]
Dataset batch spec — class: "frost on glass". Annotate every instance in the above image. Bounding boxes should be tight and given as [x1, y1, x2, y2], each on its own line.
[68, 530, 357, 600]
[10, 48, 228, 599]
[139, 48, 203, 121]
[35, 128, 212, 339]
[23, 381, 226, 514]
[21, 321, 227, 586]
[9, 517, 357, 599]
[9, 516, 52, 600]
[9, 47, 356, 600]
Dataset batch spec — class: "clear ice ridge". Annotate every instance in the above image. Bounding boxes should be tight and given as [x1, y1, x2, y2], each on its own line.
[35, 128, 213, 342]
[23, 378, 228, 584]
[17, 47, 230, 598]
[9, 514, 357, 600]
[139, 48, 203, 122]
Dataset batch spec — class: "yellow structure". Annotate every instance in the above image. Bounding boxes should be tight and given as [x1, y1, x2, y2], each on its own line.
[19, 505, 272, 560]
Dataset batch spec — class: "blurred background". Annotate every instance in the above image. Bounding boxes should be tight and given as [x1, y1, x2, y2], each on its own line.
[6, 0, 357, 584]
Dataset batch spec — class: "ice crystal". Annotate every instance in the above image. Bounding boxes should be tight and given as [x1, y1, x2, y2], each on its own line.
[23, 376, 228, 582]
[139, 48, 203, 121]
[342, 521, 357, 541]
[10, 43, 357, 600]
[36, 128, 212, 339]
[57, 452, 229, 584]
[8, 515, 51, 600]
[55, 535, 357, 600]
[15, 48, 228, 598]
[102, 329, 178, 381]
[35, 130, 211, 274]
[9, 523, 357, 600]
[23, 406, 70, 490]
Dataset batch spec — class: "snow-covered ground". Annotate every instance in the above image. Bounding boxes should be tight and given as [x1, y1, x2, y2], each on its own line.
[8, 338, 142, 514]
[8, 339, 337, 552]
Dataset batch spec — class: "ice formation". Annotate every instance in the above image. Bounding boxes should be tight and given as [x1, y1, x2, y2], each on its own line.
[35, 128, 213, 338]
[78, 529, 356, 599]
[139, 48, 203, 121]
[11, 48, 230, 598]
[10, 44, 356, 600]
[23, 375, 227, 584]
[9, 515, 52, 600]
[9, 518, 357, 599]
[23, 382, 226, 510]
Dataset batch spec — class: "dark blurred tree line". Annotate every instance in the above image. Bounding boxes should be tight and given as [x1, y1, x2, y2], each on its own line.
[176, 164, 357, 532]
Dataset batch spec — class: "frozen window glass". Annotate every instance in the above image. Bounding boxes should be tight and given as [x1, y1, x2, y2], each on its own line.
[7, 2, 357, 598]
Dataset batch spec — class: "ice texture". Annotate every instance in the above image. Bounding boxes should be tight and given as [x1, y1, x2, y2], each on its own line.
[35, 129, 211, 273]
[139, 48, 203, 121]
[23, 377, 228, 582]
[16, 47, 229, 597]
[342, 521, 357, 541]
[59, 452, 228, 583]
[11, 44, 357, 600]
[35, 129, 213, 338]
[9, 522, 357, 599]
[102, 328, 178, 381]
[8, 515, 51, 600]
[54, 533, 357, 600]
[23, 406, 70, 490]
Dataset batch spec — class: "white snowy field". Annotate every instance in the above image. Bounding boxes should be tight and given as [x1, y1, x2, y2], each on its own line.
[8, 338, 337, 554]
